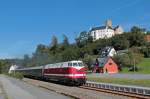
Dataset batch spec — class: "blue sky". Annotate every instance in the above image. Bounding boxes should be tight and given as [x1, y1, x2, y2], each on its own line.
[0, 0, 149, 59]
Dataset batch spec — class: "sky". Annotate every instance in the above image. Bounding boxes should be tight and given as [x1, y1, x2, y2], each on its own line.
[0, 0, 150, 59]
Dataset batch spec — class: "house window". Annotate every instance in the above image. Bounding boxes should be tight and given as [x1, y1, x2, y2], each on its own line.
[93, 32, 96, 38]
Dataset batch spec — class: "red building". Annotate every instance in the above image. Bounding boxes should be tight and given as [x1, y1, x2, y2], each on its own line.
[92, 57, 118, 73]
[145, 34, 150, 42]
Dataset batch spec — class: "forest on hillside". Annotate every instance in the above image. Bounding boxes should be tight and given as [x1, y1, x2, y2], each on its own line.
[0, 26, 150, 73]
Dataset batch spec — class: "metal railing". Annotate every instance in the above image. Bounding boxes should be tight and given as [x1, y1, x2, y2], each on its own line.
[85, 81, 150, 96]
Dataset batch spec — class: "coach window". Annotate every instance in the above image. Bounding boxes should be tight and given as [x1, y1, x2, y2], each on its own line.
[60, 63, 63, 67]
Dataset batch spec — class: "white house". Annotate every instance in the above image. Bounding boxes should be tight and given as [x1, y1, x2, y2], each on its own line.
[100, 46, 116, 57]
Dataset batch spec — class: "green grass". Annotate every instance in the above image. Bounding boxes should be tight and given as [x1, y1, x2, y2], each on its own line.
[87, 76, 150, 87]
[137, 58, 150, 73]
[120, 58, 150, 74]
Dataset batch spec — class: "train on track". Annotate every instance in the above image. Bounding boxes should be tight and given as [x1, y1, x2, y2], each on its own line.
[14, 60, 86, 86]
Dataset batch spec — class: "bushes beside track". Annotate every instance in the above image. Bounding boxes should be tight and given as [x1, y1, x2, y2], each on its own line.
[6, 72, 24, 80]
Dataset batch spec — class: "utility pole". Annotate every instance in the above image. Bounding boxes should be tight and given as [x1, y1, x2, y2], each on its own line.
[134, 58, 135, 72]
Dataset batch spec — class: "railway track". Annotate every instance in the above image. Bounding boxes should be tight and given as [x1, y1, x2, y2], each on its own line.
[80, 81, 150, 99]
[23, 77, 150, 99]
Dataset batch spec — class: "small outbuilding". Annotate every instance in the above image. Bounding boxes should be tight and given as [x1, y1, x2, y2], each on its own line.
[92, 57, 118, 73]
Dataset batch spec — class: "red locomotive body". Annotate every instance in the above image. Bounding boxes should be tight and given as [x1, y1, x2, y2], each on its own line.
[43, 61, 86, 85]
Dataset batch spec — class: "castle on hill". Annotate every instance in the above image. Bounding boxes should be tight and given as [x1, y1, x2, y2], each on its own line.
[89, 19, 124, 41]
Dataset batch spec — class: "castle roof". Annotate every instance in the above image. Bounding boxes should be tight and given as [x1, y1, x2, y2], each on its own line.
[90, 26, 113, 31]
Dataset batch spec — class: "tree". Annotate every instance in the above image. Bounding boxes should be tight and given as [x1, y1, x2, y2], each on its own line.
[51, 35, 58, 46]
[13, 55, 32, 67]
[60, 34, 70, 51]
[32, 52, 52, 66]
[141, 42, 150, 58]
[36, 44, 48, 53]
[131, 26, 146, 33]
[62, 34, 69, 47]
[87, 32, 93, 43]
[127, 26, 145, 47]
[114, 48, 144, 71]
[61, 46, 80, 61]
[82, 54, 96, 70]
[49, 35, 58, 55]
[75, 31, 89, 47]
[111, 34, 129, 50]
[0, 59, 11, 73]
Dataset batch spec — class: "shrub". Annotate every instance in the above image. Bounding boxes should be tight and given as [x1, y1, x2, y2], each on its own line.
[8, 72, 24, 80]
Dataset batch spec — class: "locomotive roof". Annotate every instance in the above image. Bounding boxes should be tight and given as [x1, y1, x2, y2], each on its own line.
[16, 60, 83, 70]
[68, 60, 83, 63]
[45, 60, 83, 66]
[45, 60, 83, 69]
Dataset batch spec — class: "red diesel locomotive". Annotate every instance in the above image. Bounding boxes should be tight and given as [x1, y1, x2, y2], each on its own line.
[15, 60, 86, 85]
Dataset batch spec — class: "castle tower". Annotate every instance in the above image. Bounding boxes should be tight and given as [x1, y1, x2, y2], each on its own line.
[105, 19, 112, 27]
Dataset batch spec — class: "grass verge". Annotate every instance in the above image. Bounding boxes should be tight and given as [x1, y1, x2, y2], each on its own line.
[87, 76, 150, 87]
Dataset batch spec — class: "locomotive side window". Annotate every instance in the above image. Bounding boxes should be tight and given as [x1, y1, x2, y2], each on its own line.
[68, 63, 72, 67]
[73, 63, 78, 66]
[72, 62, 84, 67]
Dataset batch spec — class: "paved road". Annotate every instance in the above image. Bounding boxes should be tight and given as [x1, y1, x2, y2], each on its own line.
[0, 75, 71, 99]
[0, 81, 5, 99]
[88, 73, 150, 79]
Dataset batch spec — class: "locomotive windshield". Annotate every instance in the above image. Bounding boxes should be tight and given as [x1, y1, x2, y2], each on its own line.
[68, 62, 84, 67]
[73, 62, 83, 66]
[73, 63, 78, 66]
[78, 62, 83, 66]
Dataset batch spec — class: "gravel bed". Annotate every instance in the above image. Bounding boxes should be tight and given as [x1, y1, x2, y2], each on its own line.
[23, 78, 134, 99]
